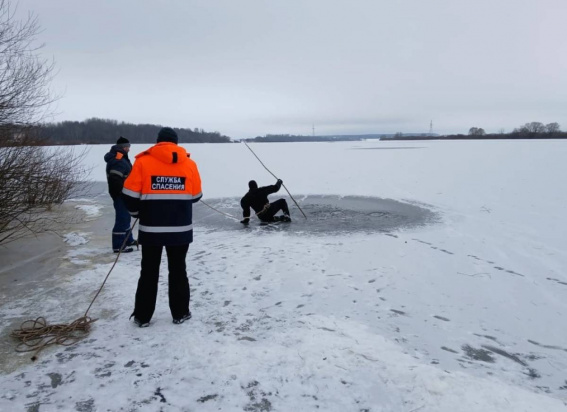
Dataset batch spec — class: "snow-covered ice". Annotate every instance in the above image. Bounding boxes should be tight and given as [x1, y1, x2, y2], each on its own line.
[63, 232, 90, 247]
[1, 140, 566, 411]
[73, 204, 102, 219]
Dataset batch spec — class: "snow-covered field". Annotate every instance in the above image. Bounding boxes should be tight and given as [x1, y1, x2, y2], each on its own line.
[1, 139, 567, 411]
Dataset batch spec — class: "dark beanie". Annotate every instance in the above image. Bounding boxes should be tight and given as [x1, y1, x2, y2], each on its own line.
[157, 127, 178, 144]
[248, 180, 258, 190]
[116, 136, 130, 147]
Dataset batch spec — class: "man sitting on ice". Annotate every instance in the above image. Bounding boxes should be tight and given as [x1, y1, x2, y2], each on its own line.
[240, 179, 291, 224]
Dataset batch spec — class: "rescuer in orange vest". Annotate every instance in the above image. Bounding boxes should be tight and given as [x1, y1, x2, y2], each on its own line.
[122, 127, 202, 327]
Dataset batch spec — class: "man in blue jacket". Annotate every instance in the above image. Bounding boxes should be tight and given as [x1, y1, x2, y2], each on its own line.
[104, 136, 136, 253]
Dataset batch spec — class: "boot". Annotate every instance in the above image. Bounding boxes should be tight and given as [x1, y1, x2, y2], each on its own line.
[173, 312, 192, 325]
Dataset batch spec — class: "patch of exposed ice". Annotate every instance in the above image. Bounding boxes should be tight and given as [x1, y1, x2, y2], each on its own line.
[69, 258, 90, 265]
[67, 247, 103, 258]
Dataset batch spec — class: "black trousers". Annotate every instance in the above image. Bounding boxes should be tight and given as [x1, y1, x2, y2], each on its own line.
[134, 243, 190, 323]
[259, 199, 290, 222]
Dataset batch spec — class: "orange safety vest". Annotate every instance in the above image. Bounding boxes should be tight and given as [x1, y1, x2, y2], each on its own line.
[122, 142, 202, 245]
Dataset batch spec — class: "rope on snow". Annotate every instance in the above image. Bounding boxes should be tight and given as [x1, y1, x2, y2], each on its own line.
[11, 219, 139, 361]
[12, 141, 304, 360]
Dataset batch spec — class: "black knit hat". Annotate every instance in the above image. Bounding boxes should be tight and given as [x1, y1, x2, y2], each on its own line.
[248, 180, 258, 190]
[116, 136, 130, 147]
[157, 127, 178, 144]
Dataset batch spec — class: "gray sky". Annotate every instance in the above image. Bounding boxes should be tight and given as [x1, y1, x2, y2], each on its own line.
[17, 0, 567, 139]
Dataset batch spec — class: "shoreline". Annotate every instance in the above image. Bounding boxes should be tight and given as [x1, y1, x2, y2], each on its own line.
[0, 182, 115, 374]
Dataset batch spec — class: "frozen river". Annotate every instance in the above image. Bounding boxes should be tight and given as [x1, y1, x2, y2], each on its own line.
[1, 139, 566, 411]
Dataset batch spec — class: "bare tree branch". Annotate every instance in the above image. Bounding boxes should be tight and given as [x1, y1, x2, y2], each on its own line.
[0, 0, 87, 244]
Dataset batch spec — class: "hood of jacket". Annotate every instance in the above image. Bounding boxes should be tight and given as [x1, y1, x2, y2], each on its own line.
[136, 142, 190, 165]
[104, 145, 129, 163]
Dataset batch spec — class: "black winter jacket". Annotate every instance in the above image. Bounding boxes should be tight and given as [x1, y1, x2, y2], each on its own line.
[240, 181, 282, 218]
[104, 145, 132, 199]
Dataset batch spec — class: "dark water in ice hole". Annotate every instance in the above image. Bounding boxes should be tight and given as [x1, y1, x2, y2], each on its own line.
[74, 184, 438, 236]
[194, 195, 438, 236]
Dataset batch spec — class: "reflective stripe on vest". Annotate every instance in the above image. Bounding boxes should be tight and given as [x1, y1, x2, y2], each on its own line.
[138, 224, 193, 233]
[123, 187, 141, 198]
[108, 170, 125, 178]
[140, 192, 202, 201]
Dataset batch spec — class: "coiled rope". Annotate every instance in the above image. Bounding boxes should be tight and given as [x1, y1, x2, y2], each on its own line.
[11, 219, 139, 361]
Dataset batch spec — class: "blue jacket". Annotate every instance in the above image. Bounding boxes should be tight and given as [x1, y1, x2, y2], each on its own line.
[104, 145, 132, 199]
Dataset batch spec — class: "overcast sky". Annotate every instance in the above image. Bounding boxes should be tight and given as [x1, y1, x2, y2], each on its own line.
[16, 0, 567, 139]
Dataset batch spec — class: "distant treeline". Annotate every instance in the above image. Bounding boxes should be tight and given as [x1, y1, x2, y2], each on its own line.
[387, 132, 567, 141]
[36, 118, 232, 145]
[389, 122, 566, 141]
[244, 122, 566, 142]
[245, 133, 438, 143]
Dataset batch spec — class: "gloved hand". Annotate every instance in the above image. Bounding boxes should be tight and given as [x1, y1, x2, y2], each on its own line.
[240, 218, 250, 225]
[277, 179, 283, 185]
